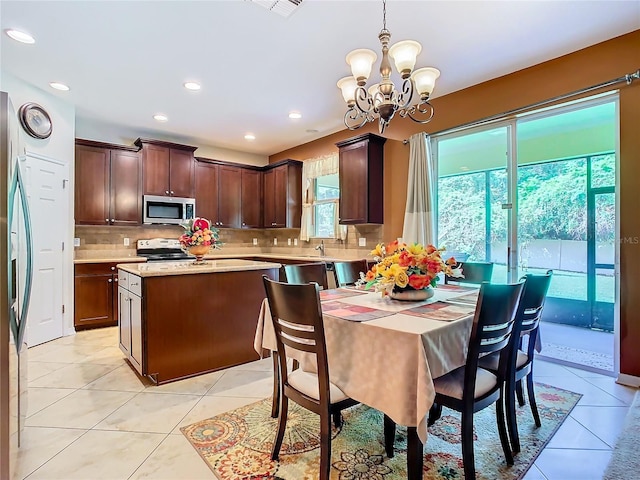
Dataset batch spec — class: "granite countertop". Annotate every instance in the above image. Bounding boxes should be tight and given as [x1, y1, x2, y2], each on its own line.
[74, 251, 147, 264]
[117, 259, 282, 278]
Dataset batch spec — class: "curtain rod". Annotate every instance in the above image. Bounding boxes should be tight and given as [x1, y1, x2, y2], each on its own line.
[402, 68, 639, 144]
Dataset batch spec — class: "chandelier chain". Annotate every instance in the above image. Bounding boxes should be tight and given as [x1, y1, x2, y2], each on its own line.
[382, 0, 386, 31]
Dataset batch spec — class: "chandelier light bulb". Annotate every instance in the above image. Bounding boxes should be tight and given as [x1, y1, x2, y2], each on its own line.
[337, 77, 358, 105]
[345, 49, 377, 85]
[411, 67, 441, 98]
[389, 40, 422, 79]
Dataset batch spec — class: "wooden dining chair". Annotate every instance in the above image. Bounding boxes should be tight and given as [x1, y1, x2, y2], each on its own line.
[479, 270, 553, 453]
[262, 276, 358, 480]
[445, 261, 494, 285]
[333, 259, 368, 286]
[283, 262, 329, 290]
[384, 280, 525, 480]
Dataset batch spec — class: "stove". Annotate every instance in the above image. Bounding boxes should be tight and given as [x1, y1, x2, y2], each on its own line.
[136, 238, 191, 262]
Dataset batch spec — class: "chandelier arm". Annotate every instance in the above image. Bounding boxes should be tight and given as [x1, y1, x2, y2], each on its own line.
[396, 79, 415, 109]
[353, 86, 375, 115]
[344, 106, 370, 130]
[400, 101, 436, 124]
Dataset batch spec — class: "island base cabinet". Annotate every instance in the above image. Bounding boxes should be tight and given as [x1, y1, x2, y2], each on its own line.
[118, 272, 143, 375]
[143, 267, 278, 384]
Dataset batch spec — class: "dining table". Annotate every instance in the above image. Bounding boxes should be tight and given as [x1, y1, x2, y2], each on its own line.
[253, 284, 481, 480]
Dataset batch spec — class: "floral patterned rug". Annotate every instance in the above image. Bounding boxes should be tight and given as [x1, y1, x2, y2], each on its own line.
[181, 383, 581, 479]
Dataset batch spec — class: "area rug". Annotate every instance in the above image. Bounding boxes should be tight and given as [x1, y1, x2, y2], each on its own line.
[181, 383, 581, 479]
[603, 389, 640, 479]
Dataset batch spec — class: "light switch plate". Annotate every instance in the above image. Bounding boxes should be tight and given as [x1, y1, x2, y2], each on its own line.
[358, 237, 366, 247]
[273, 238, 278, 246]
[294, 238, 298, 246]
[73, 237, 80, 247]
[253, 238, 258, 246]
[123, 237, 130, 246]
[287, 238, 292, 246]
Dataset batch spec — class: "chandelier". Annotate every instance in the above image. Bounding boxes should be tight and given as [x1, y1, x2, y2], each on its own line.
[337, 0, 440, 134]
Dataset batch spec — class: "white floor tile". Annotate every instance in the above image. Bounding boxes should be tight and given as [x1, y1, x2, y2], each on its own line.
[26, 387, 76, 417]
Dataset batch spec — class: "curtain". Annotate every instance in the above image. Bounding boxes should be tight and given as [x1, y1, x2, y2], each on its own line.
[402, 132, 436, 246]
[299, 154, 346, 241]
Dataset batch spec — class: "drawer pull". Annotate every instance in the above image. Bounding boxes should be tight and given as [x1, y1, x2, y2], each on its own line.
[131, 282, 139, 287]
[108, 278, 112, 283]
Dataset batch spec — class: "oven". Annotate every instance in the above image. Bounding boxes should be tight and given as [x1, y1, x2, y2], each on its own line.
[143, 195, 195, 225]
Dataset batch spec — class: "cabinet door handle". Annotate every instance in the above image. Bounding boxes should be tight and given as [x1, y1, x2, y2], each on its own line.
[105, 218, 109, 223]
[114, 278, 118, 282]
[242, 222, 246, 226]
[165, 190, 169, 195]
[108, 278, 112, 283]
[111, 218, 115, 222]
[111, 266, 115, 271]
[170, 190, 174, 195]
[131, 282, 139, 286]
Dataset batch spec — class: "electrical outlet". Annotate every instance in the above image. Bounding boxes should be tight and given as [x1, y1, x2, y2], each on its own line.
[73, 237, 80, 247]
[253, 238, 258, 246]
[358, 237, 366, 247]
[123, 237, 130, 246]
[294, 238, 298, 246]
[273, 238, 278, 246]
[287, 238, 292, 246]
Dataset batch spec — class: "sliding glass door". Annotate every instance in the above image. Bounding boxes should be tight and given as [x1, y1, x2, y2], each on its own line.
[434, 95, 618, 372]
[434, 125, 511, 283]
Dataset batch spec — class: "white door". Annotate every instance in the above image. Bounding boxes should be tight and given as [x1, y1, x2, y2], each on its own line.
[23, 154, 67, 347]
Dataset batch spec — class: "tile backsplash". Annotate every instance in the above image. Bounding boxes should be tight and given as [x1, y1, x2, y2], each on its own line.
[74, 224, 383, 258]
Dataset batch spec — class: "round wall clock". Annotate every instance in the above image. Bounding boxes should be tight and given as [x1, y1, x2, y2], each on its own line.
[18, 102, 53, 139]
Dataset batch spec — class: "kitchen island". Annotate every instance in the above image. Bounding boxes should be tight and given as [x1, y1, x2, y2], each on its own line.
[116, 259, 280, 384]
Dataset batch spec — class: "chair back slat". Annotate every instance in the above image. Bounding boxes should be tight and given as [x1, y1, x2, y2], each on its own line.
[284, 263, 329, 290]
[463, 281, 525, 394]
[445, 262, 494, 285]
[334, 259, 368, 287]
[263, 276, 331, 403]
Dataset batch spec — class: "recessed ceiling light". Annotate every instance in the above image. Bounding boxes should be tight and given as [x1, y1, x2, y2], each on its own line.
[460, 166, 470, 171]
[244, 134, 256, 141]
[288, 111, 302, 119]
[306, 129, 319, 134]
[49, 82, 70, 91]
[183, 82, 201, 91]
[5, 29, 35, 44]
[153, 114, 168, 122]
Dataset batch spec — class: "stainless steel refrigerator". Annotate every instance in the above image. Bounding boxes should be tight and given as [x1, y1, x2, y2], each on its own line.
[0, 91, 34, 479]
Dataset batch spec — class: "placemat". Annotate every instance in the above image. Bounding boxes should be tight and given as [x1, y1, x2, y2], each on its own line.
[321, 300, 395, 322]
[319, 288, 368, 301]
[402, 301, 476, 322]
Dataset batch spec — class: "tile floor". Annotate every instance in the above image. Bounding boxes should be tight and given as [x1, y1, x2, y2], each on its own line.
[13, 327, 638, 480]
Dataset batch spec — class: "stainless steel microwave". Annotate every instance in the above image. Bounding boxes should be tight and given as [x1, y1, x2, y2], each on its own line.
[143, 195, 195, 225]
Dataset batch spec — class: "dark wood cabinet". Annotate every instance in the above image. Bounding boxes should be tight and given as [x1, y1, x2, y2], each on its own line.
[194, 160, 242, 228]
[263, 160, 302, 228]
[135, 138, 197, 198]
[241, 169, 262, 228]
[336, 133, 386, 224]
[75, 140, 141, 226]
[74, 263, 119, 329]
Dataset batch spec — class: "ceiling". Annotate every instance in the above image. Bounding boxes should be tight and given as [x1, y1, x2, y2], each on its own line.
[1, 1, 638, 156]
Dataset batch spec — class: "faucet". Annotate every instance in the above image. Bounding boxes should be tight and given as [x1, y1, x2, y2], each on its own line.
[315, 240, 325, 257]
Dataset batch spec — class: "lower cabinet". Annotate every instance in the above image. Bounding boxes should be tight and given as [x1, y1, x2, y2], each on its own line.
[74, 263, 118, 329]
[118, 270, 143, 375]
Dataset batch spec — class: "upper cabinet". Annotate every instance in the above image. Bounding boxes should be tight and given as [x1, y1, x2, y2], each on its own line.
[195, 160, 243, 228]
[336, 133, 386, 224]
[75, 140, 142, 225]
[135, 138, 197, 198]
[263, 160, 302, 228]
[241, 169, 262, 228]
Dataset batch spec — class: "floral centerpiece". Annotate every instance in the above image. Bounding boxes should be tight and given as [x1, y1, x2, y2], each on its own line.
[178, 217, 223, 264]
[359, 240, 461, 300]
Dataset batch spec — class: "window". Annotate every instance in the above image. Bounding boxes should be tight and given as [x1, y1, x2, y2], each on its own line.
[312, 173, 339, 238]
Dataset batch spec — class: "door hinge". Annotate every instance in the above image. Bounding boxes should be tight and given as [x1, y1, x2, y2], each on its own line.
[62, 241, 65, 251]
[62, 179, 68, 189]
[62, 304, 65, 314]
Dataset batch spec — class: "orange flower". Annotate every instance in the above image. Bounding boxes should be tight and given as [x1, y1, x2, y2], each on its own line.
[398, 250, 413, 267]
[408, 273, 429, 290]
[446, 256, 457, 266]
[386, 240, 399, 254]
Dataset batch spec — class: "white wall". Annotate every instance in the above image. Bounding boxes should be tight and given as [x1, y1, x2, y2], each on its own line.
[0, 71, 76, 337]
[76, 116, 269, 167]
